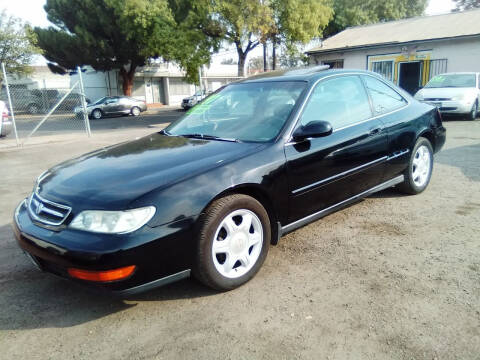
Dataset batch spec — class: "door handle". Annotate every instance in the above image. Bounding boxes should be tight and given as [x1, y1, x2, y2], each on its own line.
[368, 127, 383, 136]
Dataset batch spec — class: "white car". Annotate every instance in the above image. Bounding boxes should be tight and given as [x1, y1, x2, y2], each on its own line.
[414, 72, 480, 120]
[0, 100, 13, 137]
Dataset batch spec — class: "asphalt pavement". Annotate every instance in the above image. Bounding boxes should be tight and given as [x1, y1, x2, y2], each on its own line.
[11, 107, 184, 139]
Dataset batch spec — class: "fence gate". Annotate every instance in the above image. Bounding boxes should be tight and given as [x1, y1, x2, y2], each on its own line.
[1, 64, 91, 146]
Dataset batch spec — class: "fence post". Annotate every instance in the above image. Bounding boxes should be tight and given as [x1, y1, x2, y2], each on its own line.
[1, 63, 20, 146]
[77, 66, 91, 137]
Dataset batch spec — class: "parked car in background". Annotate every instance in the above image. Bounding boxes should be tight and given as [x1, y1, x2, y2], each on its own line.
[414, 72, 480, 120]
[13, 68, 445, 295]
[0, 100, 12, 137]
[58, 91, 91, 111]
[181, 90, 210, 110]
[0, 89, 48, 115]
[74, 96, 147, 119]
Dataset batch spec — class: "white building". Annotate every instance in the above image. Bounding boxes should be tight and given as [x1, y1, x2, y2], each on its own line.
[131, 63, 241, 105]
[306, 9, 480, 94]
[5, 63, 240, 106]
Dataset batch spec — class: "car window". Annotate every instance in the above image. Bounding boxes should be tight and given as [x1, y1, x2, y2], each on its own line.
[362, 76, 407, 115]
[300, 75, 372, 129]
[106, 97, 119, 104]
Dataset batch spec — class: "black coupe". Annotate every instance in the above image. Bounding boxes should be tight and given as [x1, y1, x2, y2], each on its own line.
[13, 68, 446, 295]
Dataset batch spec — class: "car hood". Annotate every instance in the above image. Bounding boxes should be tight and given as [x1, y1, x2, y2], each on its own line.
[417, 87, 477, 99]
[37, 133, 264, 210]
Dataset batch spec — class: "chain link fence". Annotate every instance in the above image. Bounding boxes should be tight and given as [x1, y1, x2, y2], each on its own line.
[1, 64, 91, 146]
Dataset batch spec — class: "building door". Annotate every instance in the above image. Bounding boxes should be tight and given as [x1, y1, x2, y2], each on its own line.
[145, 78, 154, 103]
[152, 81, 161, 103]
[398, 62, 422, 94]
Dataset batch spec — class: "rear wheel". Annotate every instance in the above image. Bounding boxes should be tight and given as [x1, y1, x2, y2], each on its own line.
[28, 103, 40, 115]
[193, 194, 270, 291]
[397, 137, 433, 195]
[468, 101, 478, 120]
[131, 106, 141, 116]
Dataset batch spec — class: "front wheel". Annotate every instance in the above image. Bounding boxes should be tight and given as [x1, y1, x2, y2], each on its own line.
[193, 194, 270, 291]
[397, 137, 433, 195]
[468, 101, 478, 120]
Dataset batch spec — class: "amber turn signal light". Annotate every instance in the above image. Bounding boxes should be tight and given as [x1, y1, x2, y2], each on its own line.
[68, 265, 136, 282]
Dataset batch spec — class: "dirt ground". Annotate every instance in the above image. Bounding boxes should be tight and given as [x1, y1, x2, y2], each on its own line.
[0, 120, 479, 360]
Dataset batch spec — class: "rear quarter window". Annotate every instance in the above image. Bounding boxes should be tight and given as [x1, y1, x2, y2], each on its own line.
[362, 76, 407, 115]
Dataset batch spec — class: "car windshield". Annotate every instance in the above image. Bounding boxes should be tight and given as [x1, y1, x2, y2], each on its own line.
[425, 74, 476, 88]
[166, 81, 306, 142]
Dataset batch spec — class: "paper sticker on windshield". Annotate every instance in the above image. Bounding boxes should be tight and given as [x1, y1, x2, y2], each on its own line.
[430, 76, 445, 83]
[187, 94, 220, 115]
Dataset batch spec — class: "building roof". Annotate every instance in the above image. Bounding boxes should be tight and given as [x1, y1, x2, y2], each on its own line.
[307, 8, 480, 54]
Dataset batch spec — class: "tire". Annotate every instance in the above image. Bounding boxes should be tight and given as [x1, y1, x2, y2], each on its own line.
[91, 109, 102, 120]
[397, 137, 434, 195]
[193, 194, 271, 291]
[28, 103, 40, 115]
[131, 106, 141, 116]
[468, 101, 478, 120]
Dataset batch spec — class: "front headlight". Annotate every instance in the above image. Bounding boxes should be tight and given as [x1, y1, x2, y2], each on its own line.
[451, 94, 466, 101]
[70, 206, 156, 234]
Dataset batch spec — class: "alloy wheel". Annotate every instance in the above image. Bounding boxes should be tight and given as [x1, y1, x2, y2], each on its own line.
[92, 109, 102, 119]
[412, 145, 431, 187]
[211, 209, 263, 279]
[132, 107, 141, 116]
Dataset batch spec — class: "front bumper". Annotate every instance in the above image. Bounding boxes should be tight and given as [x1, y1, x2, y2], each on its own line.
[421, 100, 474, 114]
[13, 200, 195, 295]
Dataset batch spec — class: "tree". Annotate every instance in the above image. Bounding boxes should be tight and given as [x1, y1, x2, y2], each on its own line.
[267, 0, 333, 70]
[454, 0, 480, 10]
[213, 0, 275, 76]
[324, 0, 428, 37]
[0, 10, 37, 83]
[34, 0, 219, 95]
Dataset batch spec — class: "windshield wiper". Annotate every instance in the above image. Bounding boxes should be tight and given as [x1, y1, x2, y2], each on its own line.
[179, 133, 240, 142]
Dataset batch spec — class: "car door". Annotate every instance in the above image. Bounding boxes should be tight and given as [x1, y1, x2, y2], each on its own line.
[285, 75, 389, 223]
[361, 75, 412, 181]
[103, 97, 121, 114]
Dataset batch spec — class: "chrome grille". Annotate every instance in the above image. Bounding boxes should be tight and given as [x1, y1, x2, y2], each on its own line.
[28, 192, 72, 226]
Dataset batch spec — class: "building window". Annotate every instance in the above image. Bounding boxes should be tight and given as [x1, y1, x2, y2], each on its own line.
[371, 61, 394, 81]
[428, 59, 448, 80]
[322, 59, 344, 69]
[169, 78, 191, 96]
[132, 80, 146, 96]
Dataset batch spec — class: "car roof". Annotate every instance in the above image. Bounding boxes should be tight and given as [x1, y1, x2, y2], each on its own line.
[239, 67, 382, 84]
[434, 72, 479, 76]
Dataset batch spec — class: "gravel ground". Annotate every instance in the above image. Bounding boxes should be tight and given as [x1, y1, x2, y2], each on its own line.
[0, 120, 479, 360]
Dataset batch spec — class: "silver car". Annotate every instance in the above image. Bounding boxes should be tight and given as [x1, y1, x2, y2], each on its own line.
[414, 72, 480, 120]
[0, 100, 12, 137]
[74, 96, 147, 119]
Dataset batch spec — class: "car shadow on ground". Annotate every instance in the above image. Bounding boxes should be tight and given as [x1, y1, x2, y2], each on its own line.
[436, 143, 480, 182]
[0, 223, 217, 331]
[367, 187, 409, 199]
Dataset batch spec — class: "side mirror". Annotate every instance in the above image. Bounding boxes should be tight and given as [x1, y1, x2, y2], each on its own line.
[292, 120, 333, 141]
